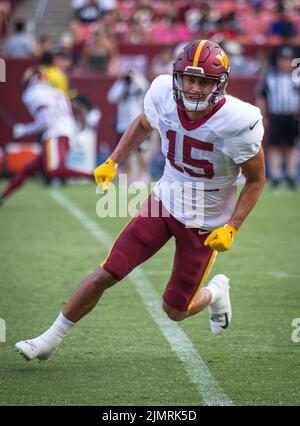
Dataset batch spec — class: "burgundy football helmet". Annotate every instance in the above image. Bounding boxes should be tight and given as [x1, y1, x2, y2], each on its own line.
[173, 39, 230, 111]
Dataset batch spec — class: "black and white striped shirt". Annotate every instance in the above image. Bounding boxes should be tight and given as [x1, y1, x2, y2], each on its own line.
[257, 67, 300, 115]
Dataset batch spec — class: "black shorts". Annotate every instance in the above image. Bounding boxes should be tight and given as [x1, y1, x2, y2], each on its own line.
[269, 114, 299, 147]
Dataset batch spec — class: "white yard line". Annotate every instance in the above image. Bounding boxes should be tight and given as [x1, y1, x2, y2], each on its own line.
[268, 271, 289, 279]
[50, 190, 234, 406]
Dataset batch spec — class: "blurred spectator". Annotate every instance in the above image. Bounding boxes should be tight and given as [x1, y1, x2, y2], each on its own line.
[107, 68, 150, 183]
[192, 2, 220, 35]
[133, 0, 153, 28]
[107, 68, 149, 137]
[83, 29, 118, 74]
[98, 0, 117, 13]
[58, 32, 80, 67]
[169, 16, 189, 43]
[35, 35, 53, 58]
[221, 40, 261, 75]
[70, 0, 102, 45]
[71, 0, 85, 9]
[214, 11, 242, 40]
[71, 0, 116, 12]
[70, 93, 101, 173]
[155, 0, 178, 21]
[152, 15, 189, 44]
[123, 18, 150, 44]
[0, 0, 13, 39]
[65, 1, 300, 47]
[74, 0, 102, 23]
[269, 7, 297, 40]
[235, 3, 274, 43]
[3, 20, 36, 57]
[71, 0, 86, 9]
[177, 0, 200, 23]
[150, 47, 173, 78]
[100, 9, 118, 38]
[70, 18, 95, 45]
[256, 46, 300, 190]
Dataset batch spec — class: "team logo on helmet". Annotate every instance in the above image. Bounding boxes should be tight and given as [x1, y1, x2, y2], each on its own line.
[216, 51, 230, 70]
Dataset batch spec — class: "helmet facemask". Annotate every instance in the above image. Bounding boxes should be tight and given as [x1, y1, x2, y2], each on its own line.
[173, 71, 228, 112]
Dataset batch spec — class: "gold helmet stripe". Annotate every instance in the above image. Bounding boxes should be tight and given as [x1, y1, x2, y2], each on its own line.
[193, 39, 207, 67]
[216, 51, 230, 70]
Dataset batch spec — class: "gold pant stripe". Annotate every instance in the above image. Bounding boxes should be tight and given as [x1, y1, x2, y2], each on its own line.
[46, 138, 52, 171]
[187, 250, 217, 311]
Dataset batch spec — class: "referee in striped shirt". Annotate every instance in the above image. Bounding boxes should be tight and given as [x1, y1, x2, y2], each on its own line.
[256, 46, 300, 190]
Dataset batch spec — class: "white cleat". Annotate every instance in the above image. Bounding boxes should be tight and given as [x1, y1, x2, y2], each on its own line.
[207, 274, 232, 335]
[15, 337, 57, 361]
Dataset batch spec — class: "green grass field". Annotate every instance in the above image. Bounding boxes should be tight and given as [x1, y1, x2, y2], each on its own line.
[0, 179, 300, 406]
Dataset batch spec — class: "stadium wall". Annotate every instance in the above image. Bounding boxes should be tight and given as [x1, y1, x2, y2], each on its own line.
[0, 57, 260, 152]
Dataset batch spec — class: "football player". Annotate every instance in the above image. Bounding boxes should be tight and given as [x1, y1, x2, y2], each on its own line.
[0, 66, 92, 206]
[15, 40, 265, 361]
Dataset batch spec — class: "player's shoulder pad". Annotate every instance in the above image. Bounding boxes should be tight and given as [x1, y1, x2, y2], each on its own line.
[147, 74, 173, 107]
[220, 95, 263, 136]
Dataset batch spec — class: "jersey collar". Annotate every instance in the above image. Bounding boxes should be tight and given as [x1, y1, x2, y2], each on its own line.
[177, 97, 226, 131]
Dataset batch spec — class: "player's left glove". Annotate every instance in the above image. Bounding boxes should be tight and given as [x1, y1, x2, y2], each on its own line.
[204, 225, 237, 252]
[94, 157, 118, 191]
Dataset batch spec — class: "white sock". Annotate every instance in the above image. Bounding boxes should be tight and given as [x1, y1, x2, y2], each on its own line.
[206, 283, 221, 305]
[37, 312, 75, 347]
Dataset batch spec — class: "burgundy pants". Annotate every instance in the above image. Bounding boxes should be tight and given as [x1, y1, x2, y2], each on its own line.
[102, 193, 216, 312]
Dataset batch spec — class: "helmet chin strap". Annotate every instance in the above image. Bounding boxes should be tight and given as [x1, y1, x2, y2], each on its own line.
[174, 74, 220, 112]
[181, 81, 217, 111]
[182, 93, 212, 111]
[173, 74, 227, 112]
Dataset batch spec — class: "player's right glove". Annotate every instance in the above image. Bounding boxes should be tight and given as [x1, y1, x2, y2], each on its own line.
[94, 157, 118, 192]
[204, 225, 237, 252]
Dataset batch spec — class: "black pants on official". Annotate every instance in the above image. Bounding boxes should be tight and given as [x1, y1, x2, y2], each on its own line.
[269, 114, 299, 147]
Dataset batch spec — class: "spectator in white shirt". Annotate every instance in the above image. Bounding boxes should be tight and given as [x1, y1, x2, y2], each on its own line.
[108, 69, 150, 184]
[3, 21, 36, 58]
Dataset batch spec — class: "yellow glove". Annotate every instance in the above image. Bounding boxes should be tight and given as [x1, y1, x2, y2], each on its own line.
[94, 157, 118, 191]
[204, 225, 237, 252]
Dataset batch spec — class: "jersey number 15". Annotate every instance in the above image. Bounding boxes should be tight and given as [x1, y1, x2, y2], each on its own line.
[166, 130, 215, 179]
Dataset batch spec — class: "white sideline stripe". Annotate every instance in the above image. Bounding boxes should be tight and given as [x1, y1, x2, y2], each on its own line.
[269, 271, 289, 279]
[50, 190, 234, 406]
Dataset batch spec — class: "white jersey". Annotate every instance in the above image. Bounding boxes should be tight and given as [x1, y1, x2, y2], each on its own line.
[22, 82, 76, 142]
[144, 75, 264, 230]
